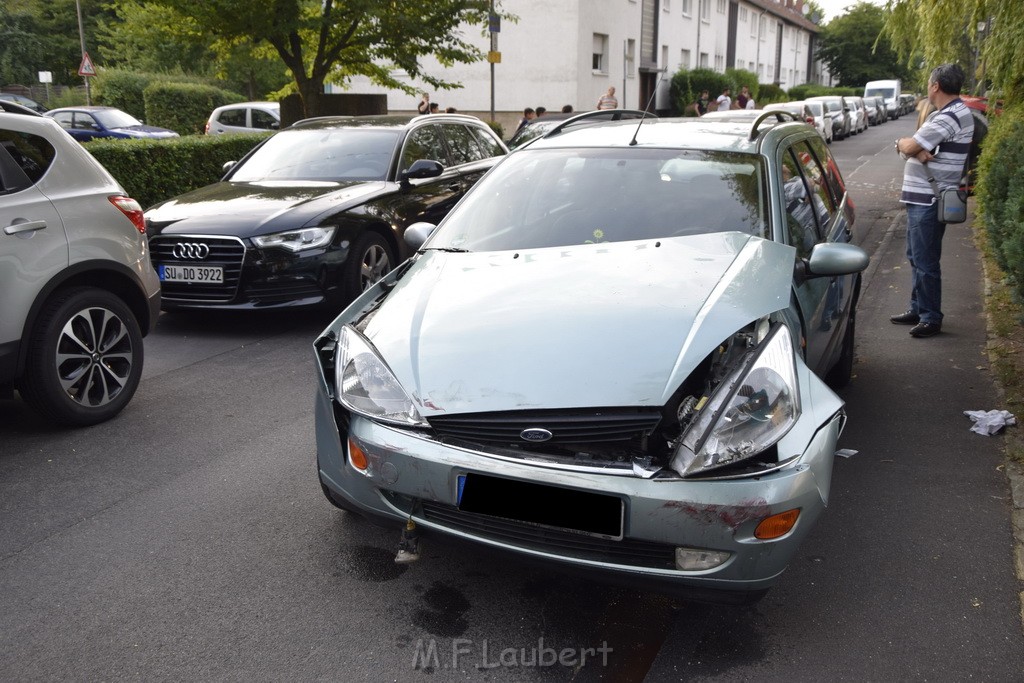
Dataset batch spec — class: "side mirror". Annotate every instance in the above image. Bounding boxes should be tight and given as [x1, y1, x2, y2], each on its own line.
[795, 242, 869, 283]
[270, 122, 280, 130]
[222, 160, 237, 174]
[400, 159, 444, 184]
[404, 222, 437, 250]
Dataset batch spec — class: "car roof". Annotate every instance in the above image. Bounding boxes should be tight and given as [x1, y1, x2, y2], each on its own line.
[46, 106, 118, 112]
[286, 113, 492, 131]
[215, 101, 279, 110]
[521, 115, 808, 154]
[0, 100, 43, 116]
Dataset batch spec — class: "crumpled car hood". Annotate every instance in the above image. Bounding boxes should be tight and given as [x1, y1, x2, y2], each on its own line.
[361, 233, 795, 415]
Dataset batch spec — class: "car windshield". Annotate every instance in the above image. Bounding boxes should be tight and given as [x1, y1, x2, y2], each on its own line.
[93, 109, 144, 128]
[229, 128, 401, 181]
[865, 88, 894, 99]
[806, 102, 824, 116]
[428, 147, 766, 251]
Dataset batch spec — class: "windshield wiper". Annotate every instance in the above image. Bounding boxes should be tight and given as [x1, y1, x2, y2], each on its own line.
[419, 246, 471, 253]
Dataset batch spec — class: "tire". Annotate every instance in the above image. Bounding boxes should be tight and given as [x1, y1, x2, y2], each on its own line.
[20, 287, 144, 426]
[826, 307, 856, 390]
[342, 231, 395, 303]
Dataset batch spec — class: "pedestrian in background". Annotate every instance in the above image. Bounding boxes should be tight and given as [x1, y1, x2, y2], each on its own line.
[892, 63, 974, 338]
[561, 104, 573, 113]
[515, 107, 536, 132]
[716, 87, 731, 112]
[535, 106, 547, 117]
[417, 93, 430, 115]
[596, 87, 618, 110]
[695, 89, 710, 116]
[736, 85, 750, 110]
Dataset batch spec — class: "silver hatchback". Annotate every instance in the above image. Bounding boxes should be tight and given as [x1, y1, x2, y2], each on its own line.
[0, 113, 160, 425]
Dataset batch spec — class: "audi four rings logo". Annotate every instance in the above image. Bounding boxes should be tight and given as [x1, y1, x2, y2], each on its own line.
[172, 242, 210, 260]
[520, 428, 553, 442]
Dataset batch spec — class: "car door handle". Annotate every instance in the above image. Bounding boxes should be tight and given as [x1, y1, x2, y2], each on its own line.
[4, 220, 47, 235]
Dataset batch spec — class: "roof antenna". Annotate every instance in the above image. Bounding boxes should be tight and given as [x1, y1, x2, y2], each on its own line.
[629, 70, 665, 146]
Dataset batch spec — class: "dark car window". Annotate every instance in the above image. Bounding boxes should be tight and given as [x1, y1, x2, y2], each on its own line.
[92, 109, 142, 128]
[73, 113, 97, 131]
[782, 148, 823, 259]
[229, 127, 400, 181]
[50, 111, 74, 129]
[251, 109, 277, 130]
[442, 124, 487, 165]
[793, 141, 834, 228]
[470, 125, 506, 158]
[401, 124, 449, 171]
[218, 109, 246, 127]
[0, 129, 55, 192]
[806, 135, 846, 209]
[429, 147, 766, 251]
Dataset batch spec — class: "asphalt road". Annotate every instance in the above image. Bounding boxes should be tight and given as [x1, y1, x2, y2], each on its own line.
[2, 116, 1022, 682]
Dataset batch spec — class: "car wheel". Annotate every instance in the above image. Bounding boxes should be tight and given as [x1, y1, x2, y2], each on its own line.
[826, 307, 856, 390]
[342, 232, 395, 302]
[20, 287, 144, 426]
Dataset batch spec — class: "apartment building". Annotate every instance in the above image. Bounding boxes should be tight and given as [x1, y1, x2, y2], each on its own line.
[339, 0, 825, 121]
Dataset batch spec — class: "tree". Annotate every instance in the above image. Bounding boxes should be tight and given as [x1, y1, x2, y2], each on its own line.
[146, 0, 510, 118]
[881, 0, 1024, 100]
[816, 2, 914, 87]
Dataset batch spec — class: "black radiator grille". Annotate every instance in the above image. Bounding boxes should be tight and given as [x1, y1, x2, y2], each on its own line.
[427, 408, 663, 445]
[150, 236, 245, 303]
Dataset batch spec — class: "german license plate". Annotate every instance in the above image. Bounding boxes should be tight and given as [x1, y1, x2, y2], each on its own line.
[457, 473, 623, 538]
[159, 264, 223, 283]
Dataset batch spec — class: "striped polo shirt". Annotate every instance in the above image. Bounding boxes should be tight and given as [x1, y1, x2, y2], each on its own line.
[900, 98, 974, 205]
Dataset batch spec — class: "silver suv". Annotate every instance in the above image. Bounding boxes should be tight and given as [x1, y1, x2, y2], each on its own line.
[0, 113, 161, 425]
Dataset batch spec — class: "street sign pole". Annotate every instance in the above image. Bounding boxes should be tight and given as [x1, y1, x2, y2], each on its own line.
[488, 1, 497, 122]
[75, 0, 91, 105]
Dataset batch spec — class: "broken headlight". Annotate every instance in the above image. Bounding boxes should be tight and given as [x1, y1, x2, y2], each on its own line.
[335, 325, 428, 427]
[670, 324, 800, 477]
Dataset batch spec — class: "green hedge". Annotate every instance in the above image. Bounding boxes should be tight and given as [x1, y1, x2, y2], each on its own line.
[144, 81, 245, 135]
[94, 69, 152, 119]
[86, 133, 271, 209]
[669, 68, 731, 116]
[978, 105, 1024, 300]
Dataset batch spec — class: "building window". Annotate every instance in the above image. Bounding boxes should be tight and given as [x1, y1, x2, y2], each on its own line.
[716, 0, 726, 14]
[681, 49, 691, 69]
[662, 45, 669, 70]
[681, 0, 692, 16]
[592, 33, 608, 73]
[752, 13, 759, 37]
[750, 60, 756, 72]
[627, 39, 636, 77]
[700, 0, 710, 22]
[739, 7, 747, 22]
[758, 63, 763, 78]
[663, 0, 670, 11]
[714, 54, 724, 71]
[699, 52, 709, 68]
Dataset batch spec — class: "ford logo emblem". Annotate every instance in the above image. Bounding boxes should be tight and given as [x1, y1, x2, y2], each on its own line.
[520, 428, 553, 443]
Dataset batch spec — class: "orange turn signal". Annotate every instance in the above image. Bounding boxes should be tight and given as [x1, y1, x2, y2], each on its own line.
[348, 438, 368, 471]
[754, 509, 800, 539]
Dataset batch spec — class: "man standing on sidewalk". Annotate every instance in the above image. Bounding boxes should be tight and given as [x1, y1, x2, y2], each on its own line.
[892, 63, 973, 338]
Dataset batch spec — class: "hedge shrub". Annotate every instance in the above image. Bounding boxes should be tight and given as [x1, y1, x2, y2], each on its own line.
[86, 133, 271, 209]
[94, 69, 152, 119]
[757, 83, 789, 105]
[977, 105, 1024, 300]
[669, 68, 731, 116]
[144, 81, 244, 135]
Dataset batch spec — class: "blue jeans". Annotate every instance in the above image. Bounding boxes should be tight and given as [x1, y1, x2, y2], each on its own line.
[905, 202, 945, 324]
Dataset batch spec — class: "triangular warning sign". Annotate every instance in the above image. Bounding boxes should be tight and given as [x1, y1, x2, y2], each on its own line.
[78, 52, 96, 77]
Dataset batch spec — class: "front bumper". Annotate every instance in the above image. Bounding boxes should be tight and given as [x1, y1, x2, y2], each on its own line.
[149, 234, 349, 310]
[315, 378, 843, 600]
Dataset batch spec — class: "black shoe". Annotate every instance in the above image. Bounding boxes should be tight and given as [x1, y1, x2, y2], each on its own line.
[890, 311, 920, 325]
[909, 322, 941, 337]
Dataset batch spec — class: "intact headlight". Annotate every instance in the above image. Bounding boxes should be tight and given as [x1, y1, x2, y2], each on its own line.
[334, 325, 427, 427]
[670, 325, 800, 477]
[252, 226, 335, 252]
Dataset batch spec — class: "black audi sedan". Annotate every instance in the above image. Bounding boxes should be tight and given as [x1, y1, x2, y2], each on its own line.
[145, 114, 507, 310]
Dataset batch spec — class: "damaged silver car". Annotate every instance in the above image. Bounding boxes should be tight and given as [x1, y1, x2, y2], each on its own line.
[314, 113, 869, 603]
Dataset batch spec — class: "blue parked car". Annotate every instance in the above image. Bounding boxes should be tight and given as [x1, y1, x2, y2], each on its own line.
[45, 106, 179, 142]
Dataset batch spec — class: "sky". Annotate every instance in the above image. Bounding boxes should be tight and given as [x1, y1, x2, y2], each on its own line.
[812, 0, 886, 23]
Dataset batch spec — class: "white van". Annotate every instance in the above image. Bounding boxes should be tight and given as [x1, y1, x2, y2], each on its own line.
[864, 80, 901, 120]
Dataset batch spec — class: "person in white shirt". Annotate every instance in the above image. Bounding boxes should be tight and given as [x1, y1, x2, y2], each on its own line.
[716, 88, 732, 112]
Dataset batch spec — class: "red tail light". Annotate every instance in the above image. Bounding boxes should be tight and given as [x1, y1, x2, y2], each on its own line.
[806, 116, 814, 124]
[109, 195, 146, 234]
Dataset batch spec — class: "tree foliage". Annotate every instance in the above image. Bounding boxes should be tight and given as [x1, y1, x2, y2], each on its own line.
[144, 0, 511, 118]
[816, 2, 914, 87]
[882, 0, 1024, 100]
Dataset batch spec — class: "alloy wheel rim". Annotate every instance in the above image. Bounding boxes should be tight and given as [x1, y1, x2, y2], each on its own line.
[359, 244, 391, 291]
[55, 307, 133, 408]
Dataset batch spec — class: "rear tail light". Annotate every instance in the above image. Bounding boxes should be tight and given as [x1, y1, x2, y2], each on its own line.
[109, 195, 146, 234]
[204, 120, 210, 134]
[806, 116, 814, 124]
